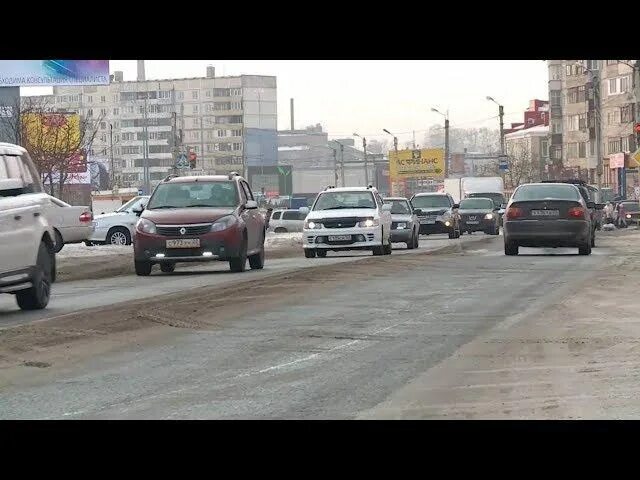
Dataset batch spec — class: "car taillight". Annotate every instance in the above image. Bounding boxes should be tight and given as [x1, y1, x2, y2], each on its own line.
[79, 211, 93, 223]
[568, 207, 585, 219]
[506, 207, 523, 220]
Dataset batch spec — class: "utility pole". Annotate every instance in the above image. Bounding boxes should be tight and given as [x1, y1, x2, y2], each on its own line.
[498, 105, 505, 156]
[444, 117, 450, 178]
[142, 91, 150, 195]
[340, 142, 345, 187]
[591, 65, 603, 191]
[363, 137, 369, 185]
[109, 123, 114, 188]
[412, 131, 416, 149]
[332, 148, 338, 186]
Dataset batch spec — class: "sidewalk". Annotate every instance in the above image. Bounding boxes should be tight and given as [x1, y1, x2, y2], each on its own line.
[359, 230, 640, 419]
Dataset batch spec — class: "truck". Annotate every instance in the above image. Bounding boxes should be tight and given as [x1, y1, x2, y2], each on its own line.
[444, 177, 505, 208]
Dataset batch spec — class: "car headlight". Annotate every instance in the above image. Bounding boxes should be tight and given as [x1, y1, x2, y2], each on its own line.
[211, 215, 237, 232]
[396, 222, 407, 229]
[626, 214, 632, 219]
[304, 220, 322, 229]
[485, 213, 494, 220]
[136, 218, 156, 234]
[358, 218, 379, 227]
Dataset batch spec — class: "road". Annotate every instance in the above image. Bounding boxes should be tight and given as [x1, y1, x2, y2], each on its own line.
[0, 234, 489, 328]
[1, 230, 633, 419]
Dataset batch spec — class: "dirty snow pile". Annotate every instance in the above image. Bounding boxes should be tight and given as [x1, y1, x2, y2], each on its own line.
[265, 232, 302, 248]
[57, 243, 132, 259]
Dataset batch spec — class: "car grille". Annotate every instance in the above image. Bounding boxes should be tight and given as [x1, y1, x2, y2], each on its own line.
[163, 248, 203, 257]
[462, 215, 478, 221]
[321, 217, 358, 228]
[156, 224, 212, 236]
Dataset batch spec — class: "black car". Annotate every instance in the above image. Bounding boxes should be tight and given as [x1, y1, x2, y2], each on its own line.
[458, 197, 500, 235]
[503, 182, 602, 256]
[410, 193, 461, 239]
[542, 179, 600, 245]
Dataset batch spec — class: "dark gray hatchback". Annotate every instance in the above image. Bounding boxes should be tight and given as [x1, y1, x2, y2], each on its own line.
[503, 183, 597, 256]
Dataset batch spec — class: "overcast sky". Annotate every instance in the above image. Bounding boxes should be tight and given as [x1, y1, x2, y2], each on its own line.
[23, 60, 548, 145]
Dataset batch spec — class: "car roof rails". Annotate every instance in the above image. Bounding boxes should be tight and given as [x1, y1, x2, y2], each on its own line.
[324, 185, 335, 190]
[228, 171, 240, 180]
[541, 178, 587, 186]
[366, 184, 374, 189]
[163, 174, 179, 182]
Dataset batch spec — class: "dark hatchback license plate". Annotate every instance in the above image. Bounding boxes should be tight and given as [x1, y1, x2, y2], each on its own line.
[531, 210, 559, 217]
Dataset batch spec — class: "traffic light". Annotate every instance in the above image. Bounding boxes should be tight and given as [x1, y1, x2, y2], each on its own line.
[189, 150, 197, 169]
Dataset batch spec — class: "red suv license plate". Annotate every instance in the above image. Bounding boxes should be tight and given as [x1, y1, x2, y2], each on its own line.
[166, 239, 200, 248]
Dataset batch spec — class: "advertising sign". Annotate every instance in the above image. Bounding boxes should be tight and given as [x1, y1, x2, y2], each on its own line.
[22, 112, 81, 153]
[610, 153, 625, 169]
[0, 86, 19, 143]
[389, 148, 445, 181]
[0, 60, 110, 87]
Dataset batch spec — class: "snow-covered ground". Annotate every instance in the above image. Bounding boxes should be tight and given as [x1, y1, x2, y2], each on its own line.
[57, 232, 303, 259]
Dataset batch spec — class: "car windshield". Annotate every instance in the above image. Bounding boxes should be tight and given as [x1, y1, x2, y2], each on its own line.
[622, 202, 640, 212]
[385, 199, 411, 214]
[512, 184, 581, 201]
[459, 198, 494, 209]
[117, 196, 147, 212]
[411, 195, 451, 209]
[147, 181, 238, 209]
[467, 192, 505, 207]
[313, 191, 376, 210]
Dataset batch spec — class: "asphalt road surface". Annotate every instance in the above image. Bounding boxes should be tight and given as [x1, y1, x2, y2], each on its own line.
[0, 234, 488, 328]
[0, 231, 627, 419]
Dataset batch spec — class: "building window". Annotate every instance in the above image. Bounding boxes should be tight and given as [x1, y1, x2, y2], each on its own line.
[214, 102, 231, 111]
[232, 129, 242, 137]
[540, 139, 549, 157]
[122, 146, 140, 155]
[217, 129, 226, 137]
[620, 75, 630, 93]
[621, 104, 634, 123]
[589, 139, 595, 156]
[608, 138, 621, 155]
[586, 60, 599, 71]
[231, 88, 242, 97]
[565, 64, 583, 76]
[607, 109, 621, 125]
[192, 118, 200, 128]
[192, 90, 199, 100]
[121, 132, 135, 141]
[550, 90, 561, 107]
[578, 142, 587, 158]
[177, 91, 184, 100]
[100, 96, 106, 103]
[567, 142, 578, 158]
[577, 113, 587, 130]
[551, 121, 562, 134]
[193, 104, 199, 114]
[87, 108, 94, 117]
[86, 95, 93, 103]
[100, 121, 107, 130]
[158, 90, 172, 99]
[606, 60, 618, 66]
[100, 108, 107, 116]
[232, 142, 242, 151]
[609, 78, 619, 95]
[100, 133, 107, 142]
[549, 65, 562, 80]
[112, 94, 119, 102]
[622, 136, 630, 152]
[125, 106, 134, 114]
[113, 108, 119, 116]
[205, 90, 212, 98]
[213, 88, 230, 97]
[577, 85, 586, 102]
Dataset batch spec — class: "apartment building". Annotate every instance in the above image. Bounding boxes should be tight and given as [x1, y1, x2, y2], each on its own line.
[21, 67, 277, 191]
[547, 60, 637, 185]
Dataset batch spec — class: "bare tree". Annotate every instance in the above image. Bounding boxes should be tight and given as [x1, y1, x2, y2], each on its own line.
[367, 139, 389, 155]
[0, 96, 104, 200]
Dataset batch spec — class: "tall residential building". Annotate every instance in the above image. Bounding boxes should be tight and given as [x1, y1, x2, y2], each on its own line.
[547, 60, 637, 186]
[22, 67, 277, 191]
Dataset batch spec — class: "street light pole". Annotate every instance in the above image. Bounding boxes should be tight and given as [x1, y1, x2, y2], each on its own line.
[334, 140, 345, 187]
[383, 129, 399, 194]
[354, 133, 369, 185]
[431, 108, 450, 177]
[486, 96, 505, 156]
[109, 123, 115, 188]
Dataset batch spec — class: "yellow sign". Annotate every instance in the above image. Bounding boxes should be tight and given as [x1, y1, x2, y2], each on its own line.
[22, 112, 81, 153]
[632, 148, 640, 167]
[388, 148, 445, 181]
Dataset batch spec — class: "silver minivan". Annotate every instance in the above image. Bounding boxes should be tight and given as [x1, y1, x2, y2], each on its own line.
[268, 209, 306, 233]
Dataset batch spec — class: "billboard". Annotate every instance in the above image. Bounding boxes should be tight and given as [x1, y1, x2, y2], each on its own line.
[388, 148, 445, 181]
[22, 112, 81, 154]
[0, 60, 109, 87]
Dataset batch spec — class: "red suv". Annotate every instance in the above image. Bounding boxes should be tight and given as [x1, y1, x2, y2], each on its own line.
[133, 173, 265, 275]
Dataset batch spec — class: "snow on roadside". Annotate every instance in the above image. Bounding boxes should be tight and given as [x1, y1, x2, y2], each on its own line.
[57, 232, 302, 259]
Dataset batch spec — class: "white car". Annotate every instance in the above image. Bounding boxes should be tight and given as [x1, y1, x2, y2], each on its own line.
[268, 209, 306, 233]
[300, 185, 392, 257]
[0, 143, 56, 310]
[44, 195, 93, 252]
[88, 195, 150, 245]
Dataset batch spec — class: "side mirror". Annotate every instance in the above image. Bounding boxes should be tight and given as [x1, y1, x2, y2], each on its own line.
[381, 204, 392, 212]
[245, 200, 258, 210]
[493, 206, 500, 211]
[452, 204, 460, 209]
[133, 205, 145, 217]
[500, 203, 507, 209]
[299, 207, 310, 215]
[586, 201, 596, 209]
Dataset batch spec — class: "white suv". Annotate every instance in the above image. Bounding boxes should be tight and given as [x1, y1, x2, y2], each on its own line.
[0, 143, 56, 310]
[300, 186, 392, 257]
